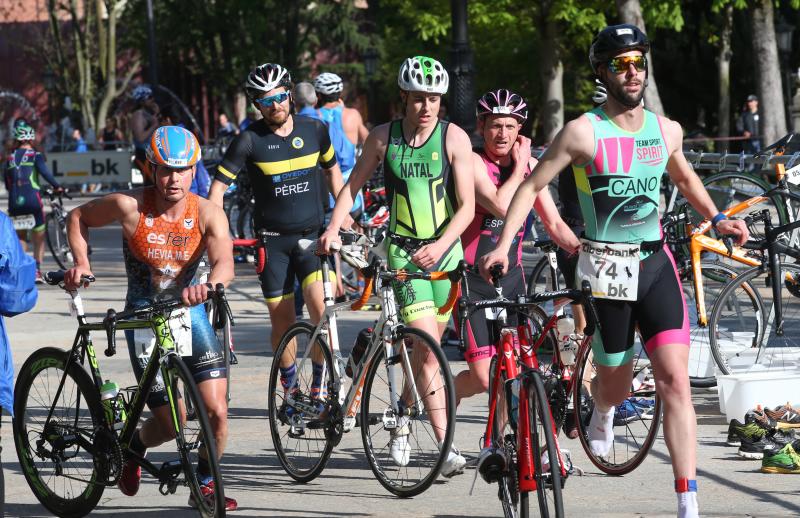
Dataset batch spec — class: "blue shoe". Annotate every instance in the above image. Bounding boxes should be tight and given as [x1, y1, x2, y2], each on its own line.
[613, 400, 640, 426]
[629, 397, 655, 419]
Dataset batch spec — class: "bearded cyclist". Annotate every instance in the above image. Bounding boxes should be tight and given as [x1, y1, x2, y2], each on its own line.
[207, 63, 345, 406]
[454, 89, 574, 405]
[65, 126, 237, 510]
[3, 124, 63, 282]
[480, 25, 748, 518]
[319, 56, 475, 478]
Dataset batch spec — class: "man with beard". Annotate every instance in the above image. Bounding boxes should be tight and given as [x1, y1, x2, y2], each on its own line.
[208, 63, 344, 382]
[480, 25, 748, 518]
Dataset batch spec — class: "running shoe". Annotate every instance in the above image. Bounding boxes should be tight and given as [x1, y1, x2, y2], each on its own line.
[188, 480, 239, 511]
[765, 404, 800, 429]
[35, 270, 44, 284]
[629, 397, 656, 419]
[738, 434, 783, 460]
[727, 419, 766, 447]
[745, 406, 779, 431]
[761, 442, 800, 474]
[440, 445, 466, 478]
[389, 416, 411, 467]
[613, 400, 641, 426]
[117, 460, 141, 496]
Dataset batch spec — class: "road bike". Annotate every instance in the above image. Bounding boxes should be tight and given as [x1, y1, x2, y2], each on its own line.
[13, 272, 228, 517]
[267, 231, 460, 497]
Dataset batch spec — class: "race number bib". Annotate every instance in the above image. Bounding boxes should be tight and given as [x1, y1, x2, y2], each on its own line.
[576, 239, 640, 301]
[786, 164, 800, 186]
[11, 214, 36, 230]
[133, 307, 193, 358]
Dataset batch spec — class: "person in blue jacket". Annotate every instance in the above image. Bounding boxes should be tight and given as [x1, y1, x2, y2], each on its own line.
[0, 209, 39, 515]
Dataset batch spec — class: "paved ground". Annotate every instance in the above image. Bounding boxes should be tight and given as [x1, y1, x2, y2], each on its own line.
[2, 195, 800, 517]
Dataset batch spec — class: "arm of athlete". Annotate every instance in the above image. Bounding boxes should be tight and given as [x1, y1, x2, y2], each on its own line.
[183, 201, 234, 306]
[411, 124, 475, 270]
[533, 180, 581, 254]
[479, 118, 591, 279]
[662, 117, 749, 245]
[64, 193, 138, 289]
[34, 153, 62, 190]
[473, 136, 532, 219]
[318, 125, 387, 252]
[208, 131, 252, 208]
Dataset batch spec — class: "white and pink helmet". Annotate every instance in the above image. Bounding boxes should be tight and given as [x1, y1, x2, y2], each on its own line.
[476, 89, 528, 121]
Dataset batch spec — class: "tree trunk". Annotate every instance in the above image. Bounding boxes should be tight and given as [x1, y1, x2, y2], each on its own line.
[615, 0, 665, 115]
[751, 0, 787, 148]
[716, 4, 733, 149]
[539, 8, 563, 144]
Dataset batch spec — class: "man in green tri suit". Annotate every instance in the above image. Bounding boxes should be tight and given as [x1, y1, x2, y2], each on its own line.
[320, 56, 474, 478]
[481, 25, 748, 518]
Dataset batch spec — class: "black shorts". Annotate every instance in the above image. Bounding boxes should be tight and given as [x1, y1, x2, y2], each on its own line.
[259, 229, 329, 303]
[457, 265, 526, 363]
[124, 304, 226, 409]
[589, 247, 689, 367]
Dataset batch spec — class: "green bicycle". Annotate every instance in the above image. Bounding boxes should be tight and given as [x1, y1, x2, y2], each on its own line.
[13, 271, 229, 517]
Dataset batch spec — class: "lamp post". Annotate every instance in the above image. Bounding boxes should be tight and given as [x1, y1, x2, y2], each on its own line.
[775, 20, 794, 130]
[145, 0, 159, 86]
[363, 48, 379, 124]
[449, 0, 476, 138]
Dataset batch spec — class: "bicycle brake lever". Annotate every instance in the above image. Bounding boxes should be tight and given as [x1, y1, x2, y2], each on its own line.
[722, 236, 734, 257]
[104, 309, 117, 356]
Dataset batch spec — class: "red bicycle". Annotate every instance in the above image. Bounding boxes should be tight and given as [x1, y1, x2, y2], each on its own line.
[457, 265, 600, 518]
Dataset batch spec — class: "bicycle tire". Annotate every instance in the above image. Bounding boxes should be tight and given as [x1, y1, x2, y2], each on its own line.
[526, 256, 565, 296]
[168, 354, 226, 517]
[13, 347, 105, 517]
[527, 370, 564, 518]
[45, 211, 72, 270]
[360, 327, 456, 497]
[701, 171, 789, 238]
[683, 261, 764, 388]
[573, 341, 662, 475]
[709, 263, 798, 376]
[267, 322, 335, 482]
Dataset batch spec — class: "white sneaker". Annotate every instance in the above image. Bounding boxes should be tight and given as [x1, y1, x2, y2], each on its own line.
[389, 416, 411, 467]
[440, 445, 466, 478]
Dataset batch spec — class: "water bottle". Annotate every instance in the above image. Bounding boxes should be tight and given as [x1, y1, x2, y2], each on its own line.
[556, 317, 577, 366]
[346, 327, 373, 377]
[100, 380, 127, 429]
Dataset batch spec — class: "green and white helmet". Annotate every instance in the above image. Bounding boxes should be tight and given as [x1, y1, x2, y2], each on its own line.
[14, 124, 35, 141]
[397, 56, 449, 94]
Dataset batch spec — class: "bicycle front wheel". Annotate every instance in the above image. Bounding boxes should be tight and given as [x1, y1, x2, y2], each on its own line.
[267, 322, 335, 482]
[573, 340, 662, 475]
[360, 327, 456, 497]
[13, 347, 105, 517]
[45, 211, 72, 270]
[710, 263, 799, 375]
[526, 370, 564, 518]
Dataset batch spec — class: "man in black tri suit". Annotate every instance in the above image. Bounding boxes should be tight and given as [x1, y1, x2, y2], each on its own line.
[208, 63, 344, 379]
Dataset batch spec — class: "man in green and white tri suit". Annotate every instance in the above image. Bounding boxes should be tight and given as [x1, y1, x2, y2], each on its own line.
[320, 56, 474, 478]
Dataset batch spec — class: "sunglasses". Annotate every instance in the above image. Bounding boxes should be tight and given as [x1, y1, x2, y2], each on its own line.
[255, 91, 291, 107]
[607, 55, 647, 74]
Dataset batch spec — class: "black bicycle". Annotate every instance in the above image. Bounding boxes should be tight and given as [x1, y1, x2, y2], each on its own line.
[13, 272, 228, 517]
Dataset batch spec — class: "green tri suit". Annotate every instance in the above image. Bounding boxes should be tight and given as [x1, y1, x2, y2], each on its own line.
[383, 119, 463, 323]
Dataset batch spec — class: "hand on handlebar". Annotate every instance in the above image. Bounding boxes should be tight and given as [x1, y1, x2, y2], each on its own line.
[317, 227, 342, 255]
[716, 218, 749, 247]
[64, 265, 94, 290]
[478, 249, 509, 284]
[182, 282, 212, 307]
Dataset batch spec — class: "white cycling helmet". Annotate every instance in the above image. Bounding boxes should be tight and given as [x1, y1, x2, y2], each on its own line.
[313, 72, 344, 95]
[246, 63, 292, 99]
[397, 56, 449, 94]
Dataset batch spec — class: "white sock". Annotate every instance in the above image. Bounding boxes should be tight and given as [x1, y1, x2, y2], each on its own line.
[677, 491, 699, 518]
[588, 405, 615, 456]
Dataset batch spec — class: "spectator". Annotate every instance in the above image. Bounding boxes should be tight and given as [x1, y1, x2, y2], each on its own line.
[129, 85, 161, 185]
[736, 94, 760, 154]
[72, 128, 87, 152]
[293, 82, 319, 118]
[98, 117, 124, 150]
[238, 104, 261, 131]
[0, 209, 39, 516]
[217, 113, 239, 138]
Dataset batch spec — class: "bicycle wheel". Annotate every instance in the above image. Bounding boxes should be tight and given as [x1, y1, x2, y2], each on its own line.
[45, 212, 73, 270]
[527, 370, 564, 518]
[527, 256, 565, 297]
[683, 261, 763, 388]
[710, 263, 799, 375]
[360, 327, 456, 497]
[167, 355, 225, 517]
[267, 322, 335, 482]
[13, 347, 105, 517]
[573, 340, 662, 475]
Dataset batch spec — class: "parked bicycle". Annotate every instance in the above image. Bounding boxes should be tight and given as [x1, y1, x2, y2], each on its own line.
[267, 231, 461, 497]
[13, 272, 228, 517]
[42, 187, 77, 270]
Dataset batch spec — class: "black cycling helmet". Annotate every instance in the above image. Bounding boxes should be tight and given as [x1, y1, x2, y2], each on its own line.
[589, 24, 650, 75]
